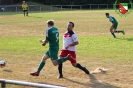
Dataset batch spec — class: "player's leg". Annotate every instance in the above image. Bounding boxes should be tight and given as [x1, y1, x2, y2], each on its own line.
[110, 26, 116, 38]
[114, 23, 125, 35]
[30, 51, 50, 76]
[72, 63, 90, 74]
[26, 10, 28, 16]
[52, 54, 72, 66]
[69, 51, 90, 74]
[115, 29, 125, 35]
[56, 54, 74, 65]
[115, 30, 125, 35]
[52, 51, 73, 66]
[23, 10, 25, 16]
[57, 50, 68, 78]
[57, 62, 63, 78]
[36, 54, 49, 73]
[48, 47, 71, 66]
[115, 28, 125, 35]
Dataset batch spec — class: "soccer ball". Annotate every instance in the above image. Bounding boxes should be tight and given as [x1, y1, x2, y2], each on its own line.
[0, 61, 6, 68]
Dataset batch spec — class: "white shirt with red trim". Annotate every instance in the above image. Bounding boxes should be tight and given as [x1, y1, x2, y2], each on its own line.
[62, 31, 78, 51]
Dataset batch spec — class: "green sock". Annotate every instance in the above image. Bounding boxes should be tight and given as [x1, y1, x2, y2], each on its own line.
[116, 30, 123, 33]
[56, 57, 69, 64]
[37, 61, 45, 72]
[111, 32, 116, 38]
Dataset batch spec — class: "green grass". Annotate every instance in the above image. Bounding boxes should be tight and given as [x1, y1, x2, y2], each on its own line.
[0, 36, 133, 63]
[0, 10, 133, 88]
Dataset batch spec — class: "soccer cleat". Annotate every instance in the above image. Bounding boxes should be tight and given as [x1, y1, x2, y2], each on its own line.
[83, 67, 90, 74]
[30, 72, 40, 76]
[0, 61, 6, 68]
[57, 75, 63, 79]
[122, 30, 125, 35]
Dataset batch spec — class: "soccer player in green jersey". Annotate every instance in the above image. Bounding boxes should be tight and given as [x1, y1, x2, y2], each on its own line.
[30, 20, 74, 76]
[105, 13, 125, 38]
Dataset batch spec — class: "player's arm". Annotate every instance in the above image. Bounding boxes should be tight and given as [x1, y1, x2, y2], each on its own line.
[66, 41, 78, 49]
[22, 5, 23, 9]
[22, 4, 24, 9]
[111, 23, 114, 27]
[40, 40, 48, 46]
[26, 4, 28, 9]
[109, 17, 114, 27]
[69, 41, 78, 46]
[40, 29, 49, 46]
[40, 36, 49, 46]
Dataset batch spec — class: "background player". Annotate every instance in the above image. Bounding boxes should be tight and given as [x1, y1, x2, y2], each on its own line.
[30, 20, 74, 76]
[0, 60, 6, 68]
[57, 22, 90, 78]
[22, 1, 28, 16]
[105, 13, 125, 38]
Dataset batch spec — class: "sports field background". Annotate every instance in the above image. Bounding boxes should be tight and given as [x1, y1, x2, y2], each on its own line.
[0, 10, 133, 88]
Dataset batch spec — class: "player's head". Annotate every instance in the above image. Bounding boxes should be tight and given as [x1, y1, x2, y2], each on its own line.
[23, 1, 26, 3]
[67, 22, 74, 31]
[105, 13, 110, 18]
[47, 20, 54, 27]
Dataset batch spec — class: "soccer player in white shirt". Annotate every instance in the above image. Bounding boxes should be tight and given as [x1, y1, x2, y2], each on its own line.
[57, 22, 90, 78]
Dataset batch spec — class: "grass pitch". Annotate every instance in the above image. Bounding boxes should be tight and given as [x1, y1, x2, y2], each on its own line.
[0, 10, 133, 88]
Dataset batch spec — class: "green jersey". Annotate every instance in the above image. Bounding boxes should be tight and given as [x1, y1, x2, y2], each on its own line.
[46, 26, 59, 48]
[109, 16, 118, 24]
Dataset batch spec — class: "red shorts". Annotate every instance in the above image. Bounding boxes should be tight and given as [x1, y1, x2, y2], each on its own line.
[59, 50, 76, 63]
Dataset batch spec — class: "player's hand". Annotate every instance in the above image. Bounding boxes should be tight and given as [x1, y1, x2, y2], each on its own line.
[42, 42, 46, 46]
[39, 40, 44, 43]
[40, 40, 48, 46]
[66, 45, 70, 49]
[39, 40, 45, 46]
[110, 26, 114, 30]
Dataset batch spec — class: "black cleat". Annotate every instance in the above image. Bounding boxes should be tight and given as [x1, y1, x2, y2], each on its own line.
[57, 75, 63, 79]
[83, 67, 90, 74]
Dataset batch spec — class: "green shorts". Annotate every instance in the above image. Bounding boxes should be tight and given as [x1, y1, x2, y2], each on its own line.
[113, 23, 118, 29]
[45, 47, 59, 60]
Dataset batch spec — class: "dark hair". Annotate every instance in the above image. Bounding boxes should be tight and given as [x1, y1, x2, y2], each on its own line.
[105, 13, 109, 16]
[69, 22, 74, 27]
[47, 20, 54, 26]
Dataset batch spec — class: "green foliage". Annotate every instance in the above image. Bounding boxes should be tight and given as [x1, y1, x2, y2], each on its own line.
[0, 0, 122, 5]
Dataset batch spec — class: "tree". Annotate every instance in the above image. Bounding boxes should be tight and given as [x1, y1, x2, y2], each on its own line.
[1, 0, 127, 5]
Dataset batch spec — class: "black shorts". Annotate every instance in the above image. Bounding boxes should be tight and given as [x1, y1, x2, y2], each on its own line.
[23, 10, 28, 12]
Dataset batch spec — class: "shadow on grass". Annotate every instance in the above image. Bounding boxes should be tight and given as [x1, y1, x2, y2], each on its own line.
[3, 69, 13, 72]
[64, 77, 89, 87]
[88, 74, 118, 88]
[28, 16, 42, 18]
[38, 82, 66, 88]
[116, 37, 133, 41]
[64, 74, 118, 88]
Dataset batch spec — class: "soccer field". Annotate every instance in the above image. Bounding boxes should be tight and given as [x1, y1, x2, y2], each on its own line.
[0, 10, 133, 88]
